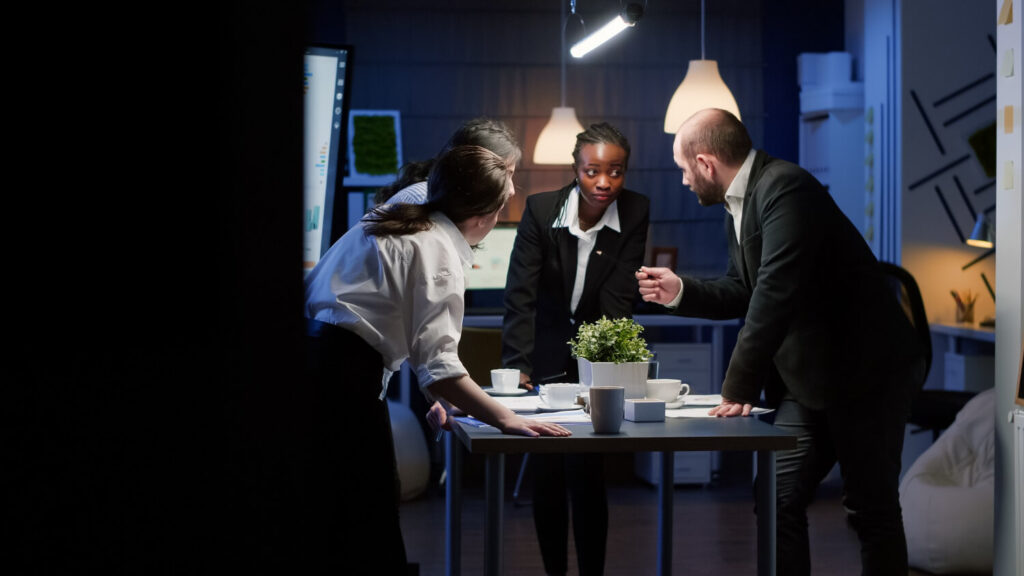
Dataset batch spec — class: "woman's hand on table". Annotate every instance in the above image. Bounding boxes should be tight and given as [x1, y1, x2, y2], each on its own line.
[499, 415, 572, 437]
[426, 401, 451, 432]
[708, 398, 752, 417]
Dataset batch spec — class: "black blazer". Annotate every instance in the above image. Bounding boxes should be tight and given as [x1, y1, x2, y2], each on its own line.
[502, 184, 650, 382]
[674, 151, 920, 410]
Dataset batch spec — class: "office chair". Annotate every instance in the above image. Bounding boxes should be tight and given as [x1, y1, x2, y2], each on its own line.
[878, 262, 972, 441]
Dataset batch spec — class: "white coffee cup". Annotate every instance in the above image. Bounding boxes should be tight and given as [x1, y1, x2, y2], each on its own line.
[645, 378, 691, 402]
[490, 368, 520, 393]
[538, 383, 580, 409]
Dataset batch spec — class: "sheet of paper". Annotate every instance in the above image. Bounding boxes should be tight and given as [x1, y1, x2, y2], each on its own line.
[680, 394, 724, 406]
[456, 409, 591, 428]
[521, 409, 591, 424]
[667, 407, 774, 418]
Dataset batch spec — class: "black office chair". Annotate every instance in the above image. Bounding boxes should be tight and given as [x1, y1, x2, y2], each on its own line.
[878, 262, 974, 441]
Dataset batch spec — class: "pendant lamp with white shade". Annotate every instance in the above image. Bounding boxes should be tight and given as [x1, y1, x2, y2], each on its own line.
[534, 1, 585, 164]
[663, 0, 740, 134]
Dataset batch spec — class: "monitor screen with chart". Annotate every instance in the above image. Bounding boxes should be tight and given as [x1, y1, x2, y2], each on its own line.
[303, 43, 353, 274]
[464, 223, 518, 314]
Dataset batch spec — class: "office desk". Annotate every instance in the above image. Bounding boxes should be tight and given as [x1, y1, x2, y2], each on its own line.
[443, 417, 796, 576]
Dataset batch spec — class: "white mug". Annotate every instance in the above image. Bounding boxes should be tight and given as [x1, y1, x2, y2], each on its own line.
[645, 378, 691, 402]
[490, 368, 520, 393]
[538, 383, 580, 409]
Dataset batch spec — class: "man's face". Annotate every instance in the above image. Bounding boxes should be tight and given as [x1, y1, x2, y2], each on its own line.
[675, 149, 725, 207]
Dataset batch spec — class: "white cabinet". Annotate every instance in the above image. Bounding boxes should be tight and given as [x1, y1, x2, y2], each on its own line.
[635, 343, 713, 485]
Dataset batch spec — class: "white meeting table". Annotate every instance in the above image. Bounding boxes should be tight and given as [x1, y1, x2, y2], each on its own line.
[443, 415, 797, 576]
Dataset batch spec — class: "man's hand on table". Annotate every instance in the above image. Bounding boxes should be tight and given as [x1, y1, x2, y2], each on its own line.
[708, 398, 753, 417]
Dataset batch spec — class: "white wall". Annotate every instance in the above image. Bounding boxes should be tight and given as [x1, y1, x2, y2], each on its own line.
[993, 2, 1023, 574]
[902, 0, 998, 327]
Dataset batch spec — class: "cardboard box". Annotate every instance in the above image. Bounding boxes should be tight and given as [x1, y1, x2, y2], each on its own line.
[625, 399, 665, 422]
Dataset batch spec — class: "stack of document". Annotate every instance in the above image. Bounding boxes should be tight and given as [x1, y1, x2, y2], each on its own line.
[665, 394, 773, 418]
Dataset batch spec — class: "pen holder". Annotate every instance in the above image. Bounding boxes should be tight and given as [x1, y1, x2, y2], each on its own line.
[955, 301, 975, 324]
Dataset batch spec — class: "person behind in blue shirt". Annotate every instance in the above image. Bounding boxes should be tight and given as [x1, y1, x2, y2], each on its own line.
[375, 117, 522, 206]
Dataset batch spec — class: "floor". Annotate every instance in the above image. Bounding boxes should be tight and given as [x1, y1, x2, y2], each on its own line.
[398, 452, 938, 575]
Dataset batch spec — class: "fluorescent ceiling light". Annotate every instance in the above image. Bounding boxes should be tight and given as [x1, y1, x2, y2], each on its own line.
[570, 3, 642, 59]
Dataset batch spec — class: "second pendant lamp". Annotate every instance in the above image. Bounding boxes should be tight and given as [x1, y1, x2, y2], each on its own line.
[663, 0, 740, 134]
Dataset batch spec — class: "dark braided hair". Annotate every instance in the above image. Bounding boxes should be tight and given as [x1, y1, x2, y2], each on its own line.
[548, 122, 632, 234]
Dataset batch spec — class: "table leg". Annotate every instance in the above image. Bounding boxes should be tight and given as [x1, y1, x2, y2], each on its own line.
[484, 454, 505, 576]
[711, 326, 724, 474]
[445, 431, 462, 576]
[658, 450, 674, 576]
[756, 449, 776, 576]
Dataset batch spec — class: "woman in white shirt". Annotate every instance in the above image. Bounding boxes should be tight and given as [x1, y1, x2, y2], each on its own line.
[304, 145, 570, 574]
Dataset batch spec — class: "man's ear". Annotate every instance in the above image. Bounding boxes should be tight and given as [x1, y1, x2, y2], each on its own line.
[695, 153, 714, 176]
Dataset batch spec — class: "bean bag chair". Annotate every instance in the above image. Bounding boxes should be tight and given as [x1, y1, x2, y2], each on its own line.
[899, 388, 994, 574]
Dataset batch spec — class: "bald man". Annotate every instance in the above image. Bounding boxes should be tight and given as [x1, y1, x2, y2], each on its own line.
[637, 109, 925, 575]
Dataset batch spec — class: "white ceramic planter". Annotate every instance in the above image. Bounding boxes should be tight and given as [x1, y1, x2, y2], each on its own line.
[577, 358, 648, 399]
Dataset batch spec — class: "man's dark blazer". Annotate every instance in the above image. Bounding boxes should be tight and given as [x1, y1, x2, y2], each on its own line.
[674, 151, 921, 410]
[502, 184, 650, 382]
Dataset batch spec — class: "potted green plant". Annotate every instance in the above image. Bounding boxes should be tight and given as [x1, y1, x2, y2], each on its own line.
[568, 316, 653, 399]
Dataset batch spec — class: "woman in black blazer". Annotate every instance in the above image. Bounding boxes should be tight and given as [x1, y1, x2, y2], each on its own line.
[502, 122, 649, 575]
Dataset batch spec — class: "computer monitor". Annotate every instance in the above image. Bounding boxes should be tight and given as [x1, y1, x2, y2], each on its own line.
[464, 223, 518, 314]
[303, 43, 353, 274]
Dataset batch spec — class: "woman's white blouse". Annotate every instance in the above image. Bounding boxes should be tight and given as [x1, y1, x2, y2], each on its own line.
[304, 212, 473, 397]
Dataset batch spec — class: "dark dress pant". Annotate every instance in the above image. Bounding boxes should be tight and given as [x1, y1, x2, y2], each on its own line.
[305, 319, 407, 575]
[765, 361, 918, 576]
[532, 452, 608, 576]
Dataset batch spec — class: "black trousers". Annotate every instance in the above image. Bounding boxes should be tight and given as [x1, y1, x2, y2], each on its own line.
[304, 319, 408, 575]
[764, 361, 918, 576]
[532, 452, 608, 576]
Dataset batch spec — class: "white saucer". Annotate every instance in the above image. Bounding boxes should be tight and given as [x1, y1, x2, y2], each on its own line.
[484, 387, 529, 397]
[664, 396, 688, 409]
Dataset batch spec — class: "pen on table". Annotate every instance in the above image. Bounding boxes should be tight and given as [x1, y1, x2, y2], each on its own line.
[537, 372, 568, 384]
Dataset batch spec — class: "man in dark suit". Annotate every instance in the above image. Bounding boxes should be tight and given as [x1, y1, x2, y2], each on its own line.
[503, 122, 649, 576]
[637, 108, 924, 575]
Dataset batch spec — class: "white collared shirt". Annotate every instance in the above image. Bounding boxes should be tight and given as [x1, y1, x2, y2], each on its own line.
[552, 186, 621, 314]
[723, 149, 757, 243]
[667, 149, 757, 308]
[304, 212, 472, 397]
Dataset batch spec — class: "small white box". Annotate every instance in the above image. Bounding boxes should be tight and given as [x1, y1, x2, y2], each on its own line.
[625, 399, 665, 422]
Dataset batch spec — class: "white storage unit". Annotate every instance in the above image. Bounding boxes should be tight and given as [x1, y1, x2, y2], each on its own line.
[635, 343, 713, 485]
[797, 51, 866, 238]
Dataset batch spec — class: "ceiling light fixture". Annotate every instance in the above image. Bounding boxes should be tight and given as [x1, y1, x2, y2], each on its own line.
[534, 1, 586, 165]
[569, 2, 643, 58]
[663, 0, 740, 133]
